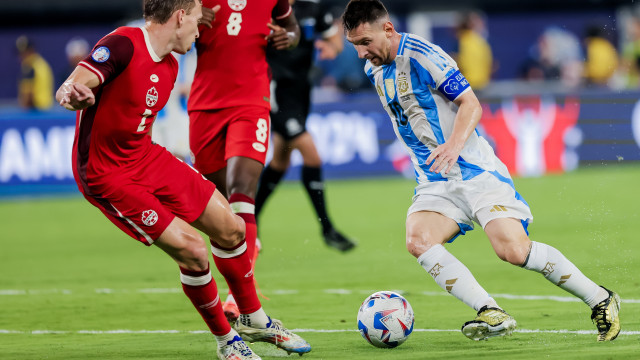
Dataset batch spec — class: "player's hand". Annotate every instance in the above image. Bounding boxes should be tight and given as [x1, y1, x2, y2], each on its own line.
[59, 81, 95, 111]
[199, 5, 220, 28]
[425, 141, 464, 175]
[315, 39, 339, 60]
[266, 23, 294, 50]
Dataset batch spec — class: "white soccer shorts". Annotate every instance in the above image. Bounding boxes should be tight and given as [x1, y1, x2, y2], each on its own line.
[407, 171, 533, 238]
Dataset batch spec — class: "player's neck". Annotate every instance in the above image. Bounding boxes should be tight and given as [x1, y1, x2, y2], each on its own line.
[388, 31, 402, 62]
[143, 22, 172, 59]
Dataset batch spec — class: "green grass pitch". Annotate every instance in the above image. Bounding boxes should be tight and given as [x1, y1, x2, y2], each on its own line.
[1, 165, 639, 359]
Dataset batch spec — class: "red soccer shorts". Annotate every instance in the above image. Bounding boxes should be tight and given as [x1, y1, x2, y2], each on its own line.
[80, 148, 215, 246]
[189, 105, 270, 175]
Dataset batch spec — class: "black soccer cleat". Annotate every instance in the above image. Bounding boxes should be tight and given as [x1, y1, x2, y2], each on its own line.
[322, 228, 356, 252]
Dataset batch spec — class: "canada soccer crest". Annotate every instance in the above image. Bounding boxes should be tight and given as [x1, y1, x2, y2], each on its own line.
[228, 0, 246, 11]
[141, 210, 158, 226]
[146, 87, 158, 107]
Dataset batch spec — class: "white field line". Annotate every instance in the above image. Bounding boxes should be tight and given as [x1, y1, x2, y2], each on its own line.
[1, 329, 639, 336]
[1, 288, 639, 304]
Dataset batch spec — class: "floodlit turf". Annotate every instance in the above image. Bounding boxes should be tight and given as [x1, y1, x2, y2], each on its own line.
[1, 165, 639, 359]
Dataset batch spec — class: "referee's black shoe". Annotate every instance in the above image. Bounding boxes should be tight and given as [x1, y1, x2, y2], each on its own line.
[322, 228, 356, 252]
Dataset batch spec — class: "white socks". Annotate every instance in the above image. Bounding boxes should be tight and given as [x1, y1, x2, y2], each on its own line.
[215, 329, 240, 347]
[523, 241, 608, 308]
[418, 244, 498, 311]
[238, 307, 270, 328]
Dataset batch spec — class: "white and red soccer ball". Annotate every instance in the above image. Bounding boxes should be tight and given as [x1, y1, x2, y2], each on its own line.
[357, 291, 414, 348]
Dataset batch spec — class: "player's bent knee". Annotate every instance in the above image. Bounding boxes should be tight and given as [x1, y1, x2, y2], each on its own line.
[212, 214, 246, 249]
[178, 233, 210, 271]
[405, 234, 439, 259]
[495, 245, 528, 265]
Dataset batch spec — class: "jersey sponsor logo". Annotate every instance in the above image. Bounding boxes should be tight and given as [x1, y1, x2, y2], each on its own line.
[150, 74, 159, 83]
[141, 210, 158, 226]
[228, 0, 246, 11]
[146, 87, 158, 107]
[252, 142, 266, 153]
[91, 46, 110, 63]
[384, 78, 395, 99]
[398, 72, 409, 95]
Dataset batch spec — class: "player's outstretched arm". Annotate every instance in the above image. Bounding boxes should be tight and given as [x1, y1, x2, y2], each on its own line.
[426, 90, 482, 174]
[56, 66, 100, 111]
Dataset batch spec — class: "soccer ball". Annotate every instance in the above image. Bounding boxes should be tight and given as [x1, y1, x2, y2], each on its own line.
[357, 291, 414, 348]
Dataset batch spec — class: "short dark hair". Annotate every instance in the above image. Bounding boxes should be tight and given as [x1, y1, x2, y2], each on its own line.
[342, 0, 389, 32]
[143, 0, 197, 24]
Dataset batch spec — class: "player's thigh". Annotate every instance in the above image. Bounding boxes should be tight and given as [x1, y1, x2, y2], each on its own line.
[484, 217, 531, 265]
[225, 106, 270, 164]
[406, 211, 460, 257]
[269, 132, 293, 170]
[191, 188, 245, 248]
[290, 132, 322, 167]
[226, 156, 264, 197]
[154, 216, 209, 271]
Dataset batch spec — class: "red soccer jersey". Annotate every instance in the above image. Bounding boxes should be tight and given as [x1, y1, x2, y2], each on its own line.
[188, 0, 292, 111]
[74, 26, 178, 191]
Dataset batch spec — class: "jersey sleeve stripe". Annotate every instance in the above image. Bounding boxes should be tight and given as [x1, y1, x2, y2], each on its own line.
[78, 60, 105, 84]
[274, 5, 293, 20]
[404, 45, 445, 71]
[405, 38, 449, 70]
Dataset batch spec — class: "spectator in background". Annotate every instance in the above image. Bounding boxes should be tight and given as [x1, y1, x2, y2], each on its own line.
[621, 16, 640, 88]
[453, 11, 493, 91]
[521, 27, 583, 88]
[16, 35, 54, 110]
[583, 25, 619, 86]
[60, 37, 90, 87]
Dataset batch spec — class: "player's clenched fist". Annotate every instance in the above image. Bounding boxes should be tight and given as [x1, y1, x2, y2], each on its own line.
[266, 22, 297, 50]
[57, 81, 95, 111]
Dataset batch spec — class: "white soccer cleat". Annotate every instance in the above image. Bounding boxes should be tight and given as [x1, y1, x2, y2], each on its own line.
[234, 317, 311, 355]
[461, 306, 517, 341]
[217, 335, 261, 360]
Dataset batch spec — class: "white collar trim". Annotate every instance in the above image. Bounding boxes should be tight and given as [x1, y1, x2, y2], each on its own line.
[140, 27, 162, 62]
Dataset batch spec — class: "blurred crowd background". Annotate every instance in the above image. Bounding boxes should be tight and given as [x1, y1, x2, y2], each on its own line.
[1, 0, 638, 109]
[2, 0, 640, 197]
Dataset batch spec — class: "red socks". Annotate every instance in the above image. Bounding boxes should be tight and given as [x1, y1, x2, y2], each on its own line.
[179, 265, 230, 336]
[211, 239, 262, 314]
[228, 193, 258, 268]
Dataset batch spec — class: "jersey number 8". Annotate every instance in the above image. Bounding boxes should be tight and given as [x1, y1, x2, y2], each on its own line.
[227, 13, 242, 36]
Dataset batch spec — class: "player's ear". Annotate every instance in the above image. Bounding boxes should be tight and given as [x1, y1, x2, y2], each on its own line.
[384, 21, 394, 38]
[176, 8, 186, 27]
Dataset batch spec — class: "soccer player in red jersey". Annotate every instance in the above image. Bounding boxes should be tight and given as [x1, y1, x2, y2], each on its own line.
[188, 0, 301, 325]
[56, 1, 310, 359]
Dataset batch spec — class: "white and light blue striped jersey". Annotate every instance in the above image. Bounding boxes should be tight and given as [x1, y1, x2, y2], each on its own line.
[365, 32, 509, 184]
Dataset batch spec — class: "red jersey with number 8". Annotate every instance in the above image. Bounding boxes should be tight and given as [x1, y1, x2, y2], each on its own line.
[74, 26, 178, 189]
[188, 0, 292, 111]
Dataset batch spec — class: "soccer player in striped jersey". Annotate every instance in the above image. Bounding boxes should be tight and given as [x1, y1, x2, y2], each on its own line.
[342, 0, 620, 342]
[56, 1, 309, 358]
